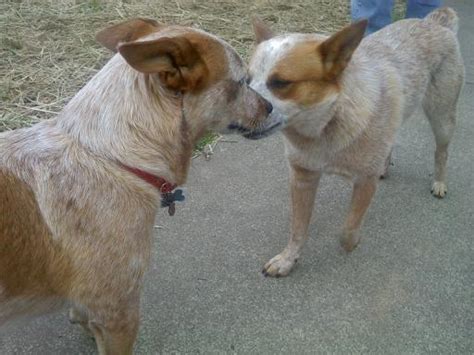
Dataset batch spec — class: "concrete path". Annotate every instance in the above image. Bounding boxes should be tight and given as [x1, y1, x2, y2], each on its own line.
[1, 0, 472, 353]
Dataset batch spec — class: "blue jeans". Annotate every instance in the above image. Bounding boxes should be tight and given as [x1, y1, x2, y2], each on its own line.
[351, 0, 442, 34]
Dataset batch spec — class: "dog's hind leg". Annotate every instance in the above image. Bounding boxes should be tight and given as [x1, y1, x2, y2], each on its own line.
[423, 56, 463, 198]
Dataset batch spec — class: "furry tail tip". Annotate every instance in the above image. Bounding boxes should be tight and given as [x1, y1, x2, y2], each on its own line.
[426, 7, 459, 34]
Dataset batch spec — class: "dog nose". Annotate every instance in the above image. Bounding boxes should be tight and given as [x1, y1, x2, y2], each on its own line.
[264, 100, 273, 114]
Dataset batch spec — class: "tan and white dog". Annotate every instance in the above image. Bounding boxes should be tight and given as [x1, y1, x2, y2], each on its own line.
[249, 8, 464, 277]
[0, 19, 281, 354]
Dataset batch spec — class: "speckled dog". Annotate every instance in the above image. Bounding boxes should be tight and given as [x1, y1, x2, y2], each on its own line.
[0, 18, 279, 354]
[248, 8, 464, 277]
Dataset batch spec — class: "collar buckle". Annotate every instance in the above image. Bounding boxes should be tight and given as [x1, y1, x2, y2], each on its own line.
[120, 163, 184, 216]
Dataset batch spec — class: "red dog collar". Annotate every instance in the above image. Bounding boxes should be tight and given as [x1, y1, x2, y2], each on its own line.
[121, 165, 176, 194]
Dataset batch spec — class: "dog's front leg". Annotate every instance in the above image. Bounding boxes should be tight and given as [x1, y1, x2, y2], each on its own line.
[69, 305, 94, 337]
[263, 164, 321, 277]
[87, 294, 140, 355]
[340, 176, 377, 252]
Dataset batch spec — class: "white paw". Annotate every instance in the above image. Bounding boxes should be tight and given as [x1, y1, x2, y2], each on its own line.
[431, 181, 447, 198]
[262, 252, 298, 277]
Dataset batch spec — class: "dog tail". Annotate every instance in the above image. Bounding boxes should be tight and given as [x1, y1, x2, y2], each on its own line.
[425, 7, 459, 34]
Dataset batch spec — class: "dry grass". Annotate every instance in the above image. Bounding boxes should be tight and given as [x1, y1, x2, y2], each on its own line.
[0, 0, 350, 133]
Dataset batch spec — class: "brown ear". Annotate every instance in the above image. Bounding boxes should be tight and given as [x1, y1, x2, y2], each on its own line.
[252, 17, 275, 44]
[118, 36, 208, 92]
[319, 20, 367, 80]
[96, 18, 162, 52]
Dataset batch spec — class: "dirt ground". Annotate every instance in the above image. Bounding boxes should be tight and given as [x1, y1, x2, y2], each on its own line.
[0, 0, 352, 132]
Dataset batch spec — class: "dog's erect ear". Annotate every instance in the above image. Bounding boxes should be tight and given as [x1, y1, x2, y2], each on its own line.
[252, 17, 275, 44]
[96, 18, 162, 52]
[118, 36, 208, 92]
[319, 20, 367, 80]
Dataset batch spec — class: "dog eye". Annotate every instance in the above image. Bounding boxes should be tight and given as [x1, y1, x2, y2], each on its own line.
[268, 78, 292, 90]
[245, 75, 252, 85]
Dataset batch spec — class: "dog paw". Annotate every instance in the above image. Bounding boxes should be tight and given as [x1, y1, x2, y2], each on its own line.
[380, 153, 393, 179]
[262, 252, 298, 277]
[431, 181, 447, 198]
[69, 307, 94, 337]
[340, 231, 361, 252]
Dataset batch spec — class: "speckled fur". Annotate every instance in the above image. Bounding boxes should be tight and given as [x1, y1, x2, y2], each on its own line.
[0, 19, 276, 354]
[250, 8, 464, 277]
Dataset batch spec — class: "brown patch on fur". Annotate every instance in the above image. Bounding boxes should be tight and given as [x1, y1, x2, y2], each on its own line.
[118, 36, 207, 92]
[181, 31, 229, 91]
[0, 19, 275, 352]
[118, 31, 228, 93]
[96, 18, 163, 52]
[268, 41, 340, 106]
[256, 9, 463, 277]
[319, 20, 367, 81]
[266, 20, 366, 107]
[0, 171, 73, 298]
